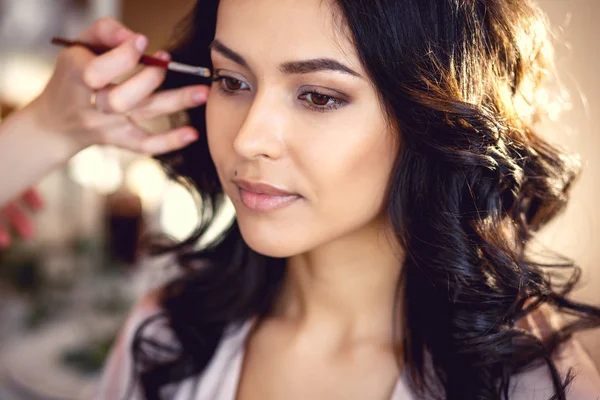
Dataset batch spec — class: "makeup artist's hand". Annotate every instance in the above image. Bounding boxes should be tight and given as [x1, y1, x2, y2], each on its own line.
[0, 17, 210, 207]
[28, 17, 209, 156]
[0, 189, 44, 249]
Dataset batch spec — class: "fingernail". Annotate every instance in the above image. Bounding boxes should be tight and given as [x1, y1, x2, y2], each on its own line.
[154, 51, 171, 61]
[182, 131, 198, 143]
[193, 90, 207, 103]
[135, 35, 148, 52]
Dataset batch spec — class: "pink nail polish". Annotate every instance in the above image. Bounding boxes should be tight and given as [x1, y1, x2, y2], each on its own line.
[156, 51, 171, 61]
[135, 35, 147, 52]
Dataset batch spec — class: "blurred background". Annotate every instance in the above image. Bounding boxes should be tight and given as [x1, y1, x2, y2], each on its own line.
[0, 0, 598, 398]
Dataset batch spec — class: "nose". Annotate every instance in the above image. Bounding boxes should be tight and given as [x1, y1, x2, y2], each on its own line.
[233, 91, 286, 161]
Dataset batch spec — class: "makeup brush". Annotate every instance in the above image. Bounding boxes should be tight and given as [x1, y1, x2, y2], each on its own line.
[51, 37, 212, 78]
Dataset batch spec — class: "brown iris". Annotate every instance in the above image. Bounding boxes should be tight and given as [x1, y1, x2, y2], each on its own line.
[224, 77, 243, 91]
[311, 93, 330, 106]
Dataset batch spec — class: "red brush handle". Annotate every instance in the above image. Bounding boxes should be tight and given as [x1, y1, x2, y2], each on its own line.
[50, 37, 170, 69]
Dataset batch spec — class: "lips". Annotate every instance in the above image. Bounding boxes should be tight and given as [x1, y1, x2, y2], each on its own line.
[232, 178, 301, 212]
[232, 178, 297, 196]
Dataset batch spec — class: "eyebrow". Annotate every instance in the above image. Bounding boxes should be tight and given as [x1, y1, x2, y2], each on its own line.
[208, 39, 363, 79]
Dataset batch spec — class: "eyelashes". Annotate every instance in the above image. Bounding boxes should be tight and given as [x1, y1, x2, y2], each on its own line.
[210, 75, 247, 91]
[298, 91, 345, 113]
[210, 74, 348, 113]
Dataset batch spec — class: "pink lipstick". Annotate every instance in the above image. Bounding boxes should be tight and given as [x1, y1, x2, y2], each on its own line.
[233, 178, 301, 212]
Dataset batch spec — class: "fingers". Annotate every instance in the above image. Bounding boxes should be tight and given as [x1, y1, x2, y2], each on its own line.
[0, 225, 9, 248]
[78, 17, 134, 47]
[139, 126, 200, 155]
[94, 51, 171, 113]
[83, 34, 148, 90]
[21, 189, 44, 211]
[1, 204, 35, 240]
[47, 17, 206, 157]
[129, 126, 200, 155]
[131, 85, 210, 120]
[0, 199, 38, 249]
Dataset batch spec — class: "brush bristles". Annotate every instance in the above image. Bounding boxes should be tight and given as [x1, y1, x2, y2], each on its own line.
[168, 61, 212, 78]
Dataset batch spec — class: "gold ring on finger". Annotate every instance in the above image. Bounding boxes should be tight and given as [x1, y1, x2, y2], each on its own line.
[90, 91, 104, 113]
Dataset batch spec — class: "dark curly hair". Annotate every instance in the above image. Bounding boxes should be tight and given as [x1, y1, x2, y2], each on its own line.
[127, 0, 600, 399]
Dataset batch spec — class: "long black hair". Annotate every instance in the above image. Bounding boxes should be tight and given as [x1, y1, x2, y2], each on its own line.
[129, 0, 600, 399]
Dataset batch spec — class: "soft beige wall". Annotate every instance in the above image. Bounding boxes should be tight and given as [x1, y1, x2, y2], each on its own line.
[122, 0, 195, 51]
[122, 0, 600, 362]
[534, 0, 600, 363]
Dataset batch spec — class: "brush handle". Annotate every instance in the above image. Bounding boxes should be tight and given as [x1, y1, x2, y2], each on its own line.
[51, 37, 170, 69]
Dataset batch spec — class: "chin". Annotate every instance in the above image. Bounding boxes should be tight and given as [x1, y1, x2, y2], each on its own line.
[236, 218, 306, 258]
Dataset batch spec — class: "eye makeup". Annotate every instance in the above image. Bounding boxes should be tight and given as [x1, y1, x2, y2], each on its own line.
[210, 71, 350, 113]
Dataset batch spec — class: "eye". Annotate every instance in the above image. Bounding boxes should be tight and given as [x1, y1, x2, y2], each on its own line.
[299, 90, 347, 113]
[210, 74, 250, 93]
[306, 93, 331, 107]
[211, 73, 347, 113]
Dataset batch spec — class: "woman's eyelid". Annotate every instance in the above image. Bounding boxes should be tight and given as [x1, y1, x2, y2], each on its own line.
[297, 84, 350, 102]
[214, 70, 352, 108]
[213, 74, 251, 92]
[213, 69, 250, 83]
[215, 69, 349, 92]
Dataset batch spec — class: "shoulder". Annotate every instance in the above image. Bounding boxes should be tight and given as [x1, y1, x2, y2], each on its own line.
[511, 304, 600, 399]
[112, 287, 177, 352]
[122, 288, 164, 330]
[92, 288, 178, 400]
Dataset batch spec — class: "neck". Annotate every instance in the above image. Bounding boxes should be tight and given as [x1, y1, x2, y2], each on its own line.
[273, 217, 404, 345]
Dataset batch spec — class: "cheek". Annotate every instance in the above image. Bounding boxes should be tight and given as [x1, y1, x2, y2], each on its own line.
[205, 98, 219, 160]
[300, 110, 398, 222]
[205, 93, 242, 174]
[318, 135, 396, 220]
[263, 115, 398, 258]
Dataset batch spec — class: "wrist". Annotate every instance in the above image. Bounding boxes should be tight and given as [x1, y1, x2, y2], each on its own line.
[0, 100, 86, 206]
[23, 97, 86, 166]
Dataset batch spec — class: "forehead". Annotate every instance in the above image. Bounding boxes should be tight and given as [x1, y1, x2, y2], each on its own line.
[214, 0, 362, 73]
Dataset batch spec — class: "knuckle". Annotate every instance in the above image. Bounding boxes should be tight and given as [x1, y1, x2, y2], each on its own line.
[82, 65, 100, 89]
[131, 107, 150, 120]
[138, 140, 152, 154]
[124, 48, 142, 69]
[93, 17, 122, 42]
[149, 68, 167, 86]
[111, 48, 141, 76]
[58, 50, 93, 86]
[80, 116, 98, 131]
[56, 48, 74, 65]
[107, 92, 128, 113]
[140, 74, 166, 98]
[58, 48, 82, 71]
[139, 145, 151, 155]
[96, 16, 117, 31]
[97, 132, 110, 146]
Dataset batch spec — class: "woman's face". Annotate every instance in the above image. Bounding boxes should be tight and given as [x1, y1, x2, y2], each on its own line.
[206, 0, 399, 257]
